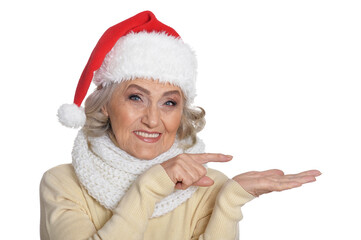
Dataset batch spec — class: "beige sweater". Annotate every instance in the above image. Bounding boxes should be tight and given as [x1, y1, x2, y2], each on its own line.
[40, 164, 254, 240]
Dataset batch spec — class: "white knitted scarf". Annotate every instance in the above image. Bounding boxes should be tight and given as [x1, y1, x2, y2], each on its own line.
[72, 130, 205, 218]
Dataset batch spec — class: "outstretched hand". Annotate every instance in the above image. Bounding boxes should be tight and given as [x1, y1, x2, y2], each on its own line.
[161, 153, 321, 195]
[161, 153, 232, 190]
[232, 169, 321, 197]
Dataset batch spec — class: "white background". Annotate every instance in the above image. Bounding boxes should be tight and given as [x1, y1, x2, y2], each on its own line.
[1, 0, 360, 239]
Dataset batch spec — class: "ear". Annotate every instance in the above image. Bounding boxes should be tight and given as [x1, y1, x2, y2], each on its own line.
[101, 105, 109, 117]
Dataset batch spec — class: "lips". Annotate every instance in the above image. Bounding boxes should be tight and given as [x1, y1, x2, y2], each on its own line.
[133, 130, 162, 143]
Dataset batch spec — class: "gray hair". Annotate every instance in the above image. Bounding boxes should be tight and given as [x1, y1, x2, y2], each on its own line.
[83, 82, 205, 149]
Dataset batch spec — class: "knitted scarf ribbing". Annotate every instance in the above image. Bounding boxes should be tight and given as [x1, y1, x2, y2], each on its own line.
[72, 130, 205, 218]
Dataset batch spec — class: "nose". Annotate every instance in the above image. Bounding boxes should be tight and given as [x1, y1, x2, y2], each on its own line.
[141, 103, 160, 129]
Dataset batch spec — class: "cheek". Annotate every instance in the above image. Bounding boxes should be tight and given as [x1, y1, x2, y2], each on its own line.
[109, 103, 141, 135]
[163, 110, 182, 134]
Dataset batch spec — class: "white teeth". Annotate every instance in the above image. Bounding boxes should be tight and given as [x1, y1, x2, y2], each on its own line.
[134, 131, 160, 138]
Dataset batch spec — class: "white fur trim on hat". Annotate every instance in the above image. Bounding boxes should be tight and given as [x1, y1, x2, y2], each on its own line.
[93, 31, 197, 102]
[57, 103, 86, 128]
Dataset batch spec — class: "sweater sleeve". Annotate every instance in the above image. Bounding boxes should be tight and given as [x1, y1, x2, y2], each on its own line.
[198, 179, 255, 240]
[40, 164, 175, 240]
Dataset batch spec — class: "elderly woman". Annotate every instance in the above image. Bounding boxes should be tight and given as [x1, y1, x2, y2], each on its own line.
[40, 11, 320, 240]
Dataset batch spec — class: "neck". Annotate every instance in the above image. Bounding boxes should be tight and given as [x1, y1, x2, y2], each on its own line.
[72, 129, 205, 217]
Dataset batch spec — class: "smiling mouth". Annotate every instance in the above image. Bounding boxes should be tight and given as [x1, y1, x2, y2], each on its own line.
[133, 131, 162, 143]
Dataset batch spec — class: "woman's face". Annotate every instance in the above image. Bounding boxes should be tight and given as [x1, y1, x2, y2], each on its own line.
[103, 78, 184, 160]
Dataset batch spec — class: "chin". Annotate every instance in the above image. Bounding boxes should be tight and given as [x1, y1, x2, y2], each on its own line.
[131, 149, 162, 160]
[137, 153, 159, 160]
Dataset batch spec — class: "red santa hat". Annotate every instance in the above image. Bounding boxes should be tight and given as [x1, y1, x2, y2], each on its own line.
[58, 11, 197, 128]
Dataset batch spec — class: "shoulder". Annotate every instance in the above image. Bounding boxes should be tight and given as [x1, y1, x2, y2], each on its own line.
[41, 164, 77, 184]
[40, 164, 83, 197]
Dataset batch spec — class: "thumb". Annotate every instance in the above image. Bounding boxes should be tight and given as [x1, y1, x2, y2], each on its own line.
[193, 176, 214, 187]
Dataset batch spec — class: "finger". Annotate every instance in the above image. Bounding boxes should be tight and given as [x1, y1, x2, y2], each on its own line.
[174, 167, 210, 190]
[285, 170, 322, 179]
[294, 175, 317, 184]
[297, 170, 322, 176]
[175, 182, 183, 190]
[174, 176, 214, 190]
[171, 164, 194, 188]
[274, 174, 317, 187]
[176, 178, 194, 190]
[193, 176, 214, 187]
[180, 158, 208, 180]
[188, 153, 233, 164]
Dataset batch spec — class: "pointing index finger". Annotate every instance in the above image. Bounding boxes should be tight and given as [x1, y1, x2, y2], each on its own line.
[189, 153, 233, 164]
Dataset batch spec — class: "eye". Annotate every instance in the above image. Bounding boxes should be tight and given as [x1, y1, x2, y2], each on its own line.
[129, 94, 142, 101]
[164, 100, 177, 106]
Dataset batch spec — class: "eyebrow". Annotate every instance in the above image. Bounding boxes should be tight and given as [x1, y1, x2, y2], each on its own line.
[163, 90, 181, 97]
[127, 84, 151, 95]
[127, 84, 181, 97]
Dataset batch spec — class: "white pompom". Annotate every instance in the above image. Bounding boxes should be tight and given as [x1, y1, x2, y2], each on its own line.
[57, 103, 86, 128]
